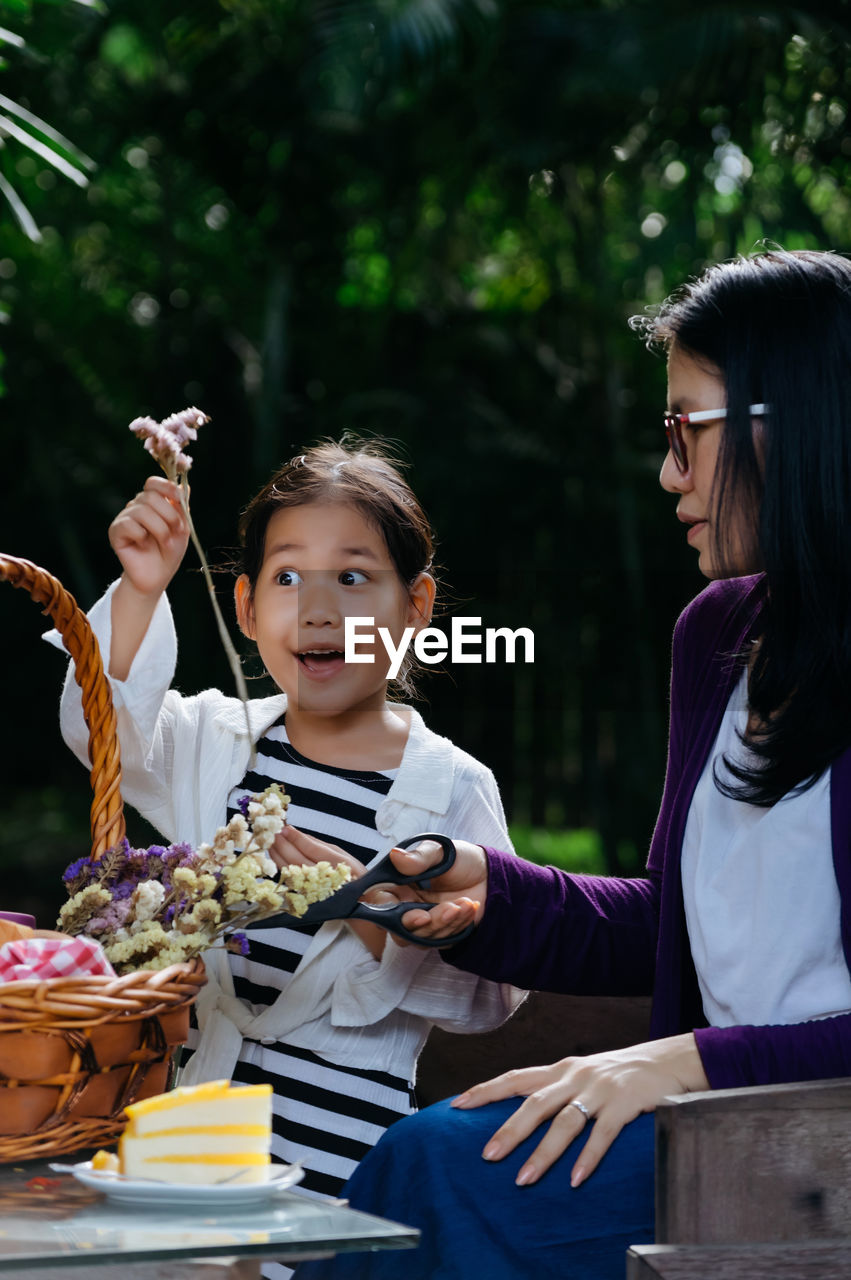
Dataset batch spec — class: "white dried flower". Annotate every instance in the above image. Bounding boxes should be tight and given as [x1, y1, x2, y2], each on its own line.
[252, 849, 278, 877]
[172, 867, 199, 890]
[57, 885, 112, 933]
[132, 880, 167, 922]
[223, 814, 249, 847]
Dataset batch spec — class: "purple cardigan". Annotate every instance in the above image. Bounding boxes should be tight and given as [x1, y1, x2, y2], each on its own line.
[447, 575, 851, 1089]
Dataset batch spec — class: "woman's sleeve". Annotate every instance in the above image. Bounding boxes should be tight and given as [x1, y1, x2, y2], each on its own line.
[445, 849, 660, 996]
[695, 1015, 851, 1088]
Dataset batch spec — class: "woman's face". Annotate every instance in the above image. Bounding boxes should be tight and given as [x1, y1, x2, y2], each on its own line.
[660, 343, 756, 579]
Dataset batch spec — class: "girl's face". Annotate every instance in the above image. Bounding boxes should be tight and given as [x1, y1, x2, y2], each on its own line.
[235, 501, 434, 721]
[660, 343, 756, 579]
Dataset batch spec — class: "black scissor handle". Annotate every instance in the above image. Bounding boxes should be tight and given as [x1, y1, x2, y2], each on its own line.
[351, 833, 474, 948]
[341, 833, 457, 901]
[381, 833, 457, 886]
[349, 898, 476, 948]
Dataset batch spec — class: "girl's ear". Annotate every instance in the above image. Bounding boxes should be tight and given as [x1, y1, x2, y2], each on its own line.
[407, 572, 436, 630]
[234, 575, 256, 639]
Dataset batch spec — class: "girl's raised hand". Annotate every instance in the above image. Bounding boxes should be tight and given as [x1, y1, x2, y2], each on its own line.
[451, 1033, 709, 1188]
[109, 476, 189, 598]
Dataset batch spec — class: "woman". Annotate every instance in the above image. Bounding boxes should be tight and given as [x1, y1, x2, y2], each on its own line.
[292, 248, 851, 1278]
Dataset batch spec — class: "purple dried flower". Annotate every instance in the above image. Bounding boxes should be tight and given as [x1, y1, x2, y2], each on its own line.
[225, 932, 251, 957]
[62, 855, 94, 886]
[88, 899, 134, 934]
[128, 407, 209, 478]
[111, 878, 137, 901]
[95, 839, 132, 885]
[124, 845, 155, 875]
[160, 408, 206, 447]
[236, 795, 251, 818]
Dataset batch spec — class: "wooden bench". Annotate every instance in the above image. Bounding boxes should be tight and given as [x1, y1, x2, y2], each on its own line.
[629, 1077, 851, 1278]
[627, 1240, 851, 1279]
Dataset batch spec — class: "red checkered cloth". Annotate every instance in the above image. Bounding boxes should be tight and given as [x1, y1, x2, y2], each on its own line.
[0, 936, 115, 982]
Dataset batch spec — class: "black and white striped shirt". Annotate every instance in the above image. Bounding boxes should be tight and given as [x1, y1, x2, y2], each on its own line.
[224, 715, 416, 1201]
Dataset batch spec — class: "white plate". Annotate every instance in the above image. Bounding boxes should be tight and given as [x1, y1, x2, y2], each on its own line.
[62, 1161, 304, 1207]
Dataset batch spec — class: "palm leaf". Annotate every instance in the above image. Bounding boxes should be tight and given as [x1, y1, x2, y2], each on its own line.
[0, 91, 95, 172]
[0, 112, 89, 185]
[0, 166, 41, 241]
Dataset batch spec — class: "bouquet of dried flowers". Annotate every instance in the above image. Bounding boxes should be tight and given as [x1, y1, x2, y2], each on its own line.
[58, 785, 350, 974]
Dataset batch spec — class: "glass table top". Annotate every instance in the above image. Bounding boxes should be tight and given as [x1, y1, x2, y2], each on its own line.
[0, 1159, 419, 1270]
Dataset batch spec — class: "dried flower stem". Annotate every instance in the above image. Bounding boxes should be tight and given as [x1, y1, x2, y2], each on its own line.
[129, 406, 256, 767]
[177, 475, 255, 765]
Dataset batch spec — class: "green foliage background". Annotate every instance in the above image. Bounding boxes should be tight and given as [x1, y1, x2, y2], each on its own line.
[2, 0, 851, 922]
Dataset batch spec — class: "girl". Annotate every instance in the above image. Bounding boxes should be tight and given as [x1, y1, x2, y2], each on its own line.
[294, 248, 851, 1280]
[54, 440, 522, 1227]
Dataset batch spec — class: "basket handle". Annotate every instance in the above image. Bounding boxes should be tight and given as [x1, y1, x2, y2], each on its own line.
[0, 555, 125, 859]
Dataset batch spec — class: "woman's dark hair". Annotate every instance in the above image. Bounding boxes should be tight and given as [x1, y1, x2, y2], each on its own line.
[635, 248, 851, 805]
[237, 436, 436, 697]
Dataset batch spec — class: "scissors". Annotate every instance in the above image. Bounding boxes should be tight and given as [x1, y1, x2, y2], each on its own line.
[285, 833, 475, 948]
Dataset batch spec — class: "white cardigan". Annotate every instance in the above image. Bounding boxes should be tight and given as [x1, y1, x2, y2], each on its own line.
[50, 582, 523, 1082]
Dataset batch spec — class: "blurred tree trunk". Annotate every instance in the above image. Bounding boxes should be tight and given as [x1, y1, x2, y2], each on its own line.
[255, 260, 291, 478]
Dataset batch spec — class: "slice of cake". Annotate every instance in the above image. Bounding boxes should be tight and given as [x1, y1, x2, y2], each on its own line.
[118, 1079, 273, 1184]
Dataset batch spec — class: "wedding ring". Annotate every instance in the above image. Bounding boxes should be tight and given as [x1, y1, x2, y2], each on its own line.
[569, 1098, 591, 1119]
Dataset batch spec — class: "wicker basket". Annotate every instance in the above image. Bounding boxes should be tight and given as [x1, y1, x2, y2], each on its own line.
[0, 554, 206, 1161]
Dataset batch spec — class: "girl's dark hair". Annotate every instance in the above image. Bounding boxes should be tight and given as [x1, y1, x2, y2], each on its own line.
[636, 248, 851, 806]
[237, 437, 435, 697]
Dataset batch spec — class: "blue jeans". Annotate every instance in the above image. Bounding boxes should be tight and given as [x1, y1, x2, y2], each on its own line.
[294, 1097, 655, 1280]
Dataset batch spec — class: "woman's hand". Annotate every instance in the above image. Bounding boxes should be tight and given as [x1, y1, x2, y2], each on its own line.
[109, 475, 190, 598]
[452, 1034, 709, 1187]
[272, 829, 489, 952]
[275, 831, 489, 944]
[385, 839, 488, 944]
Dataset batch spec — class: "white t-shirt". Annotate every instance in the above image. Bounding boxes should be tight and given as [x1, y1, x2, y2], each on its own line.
[681, 671, 851, 1028]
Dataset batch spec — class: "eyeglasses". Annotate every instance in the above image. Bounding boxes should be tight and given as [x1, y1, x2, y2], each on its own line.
[664, 404, 769, 475]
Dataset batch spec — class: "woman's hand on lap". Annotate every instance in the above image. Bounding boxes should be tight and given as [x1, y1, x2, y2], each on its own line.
[452, 1033, 709, 1187]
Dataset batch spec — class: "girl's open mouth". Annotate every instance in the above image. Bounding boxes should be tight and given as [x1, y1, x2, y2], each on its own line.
[297, 650, 346, 678]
